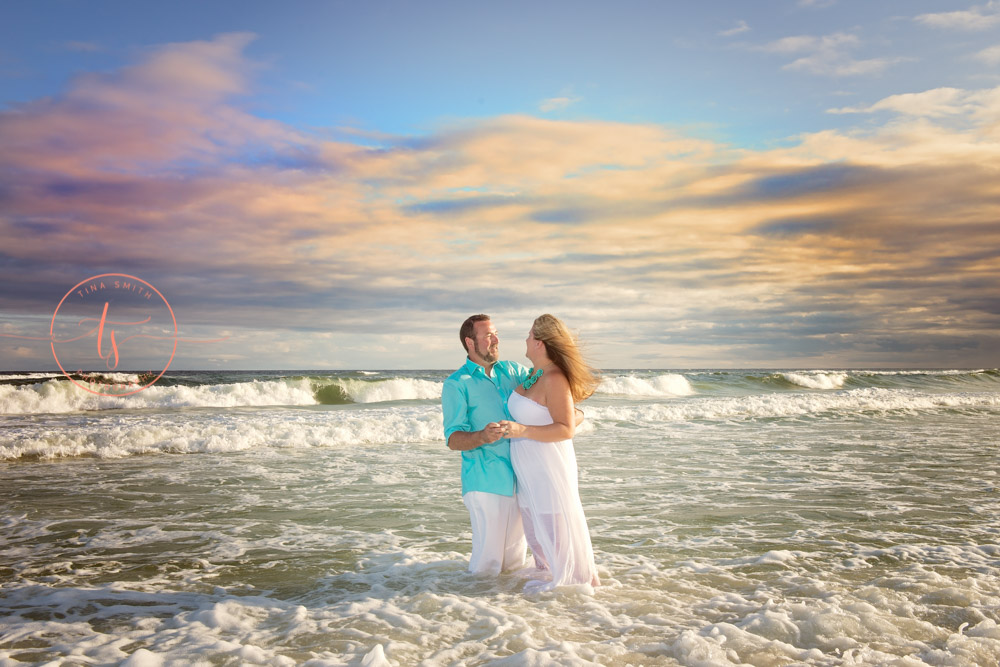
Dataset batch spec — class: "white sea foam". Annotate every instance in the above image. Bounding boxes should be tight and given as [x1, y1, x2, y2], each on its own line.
[0, 378, 320, 414]
[589, 387, 1000, 424]
[781, 372, 847, 389]
[4, 537, 998, 666]
[0, 405, 444, 460]
[598, 373, 694, 397]
[857, 368, 989, 376]
[4, 382, 998, 457]
[3, 381, 1000, 666]
[0, 372, 66, 381]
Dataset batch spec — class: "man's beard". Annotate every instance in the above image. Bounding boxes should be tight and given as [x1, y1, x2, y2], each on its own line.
[475, 340, 499, 363]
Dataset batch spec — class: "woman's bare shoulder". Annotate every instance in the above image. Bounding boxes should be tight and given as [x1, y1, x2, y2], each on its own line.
[541, 368, 570, 392]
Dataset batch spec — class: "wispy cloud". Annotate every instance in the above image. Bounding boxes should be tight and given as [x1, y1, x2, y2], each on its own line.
[719, 20, 750, 37]
[539, 91, 583, 113]
[2, 34, 999, 367]
[758, 31, 902, 77]
[828, 87, 974, 117]
[827, 86, 1000, 120]
[915, 2, 1000, 30]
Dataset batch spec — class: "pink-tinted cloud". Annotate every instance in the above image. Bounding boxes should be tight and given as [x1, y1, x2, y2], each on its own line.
[2, 34, 999, 368]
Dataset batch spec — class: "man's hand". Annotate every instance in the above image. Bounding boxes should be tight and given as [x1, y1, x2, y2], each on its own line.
[482, 422, 505, 443]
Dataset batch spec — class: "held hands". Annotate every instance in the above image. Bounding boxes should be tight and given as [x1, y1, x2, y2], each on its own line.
[481, 421, 526, 444]
[497, 420, 526, 438]
[481, 422, 506, 444]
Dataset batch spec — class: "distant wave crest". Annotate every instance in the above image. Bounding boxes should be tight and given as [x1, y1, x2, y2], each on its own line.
[598, 374, 694, 397]
[0, 376, 445, 415]
[781, 372, 848, 390]
[331, 378, 442, 404]
[589, 387, 1000, 424]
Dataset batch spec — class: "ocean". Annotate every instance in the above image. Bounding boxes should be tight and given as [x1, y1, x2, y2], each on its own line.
[1, 368, 999, 666]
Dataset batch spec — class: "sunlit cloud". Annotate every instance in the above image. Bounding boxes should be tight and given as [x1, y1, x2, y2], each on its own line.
[2, 33, 999, 368]
[828, 87, 983, 117]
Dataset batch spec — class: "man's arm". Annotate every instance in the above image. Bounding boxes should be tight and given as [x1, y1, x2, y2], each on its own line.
[442, 379, 505, 451]
[574, 407, 585, 428]
[447, 423, 505, 451]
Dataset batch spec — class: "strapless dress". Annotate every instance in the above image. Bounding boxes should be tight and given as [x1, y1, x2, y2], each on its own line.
[508, 390, 599, 591]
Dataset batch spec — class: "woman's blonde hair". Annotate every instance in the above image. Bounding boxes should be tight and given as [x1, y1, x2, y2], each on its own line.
[532, 314, 599, 402]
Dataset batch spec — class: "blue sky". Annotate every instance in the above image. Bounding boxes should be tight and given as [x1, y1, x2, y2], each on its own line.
[8, 1, 995, 141]
[2, 1, 999, 370]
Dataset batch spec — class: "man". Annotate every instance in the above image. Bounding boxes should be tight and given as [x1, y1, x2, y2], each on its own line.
[441, 314, 529, 575]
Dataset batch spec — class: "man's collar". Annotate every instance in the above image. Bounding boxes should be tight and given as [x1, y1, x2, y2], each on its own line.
[464, 356, 501, 377]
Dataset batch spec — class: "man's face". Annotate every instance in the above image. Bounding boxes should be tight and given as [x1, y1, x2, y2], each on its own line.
[469, 320, 500, 364]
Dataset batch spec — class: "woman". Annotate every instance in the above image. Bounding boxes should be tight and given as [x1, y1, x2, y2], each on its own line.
[499, 314, 600, 592]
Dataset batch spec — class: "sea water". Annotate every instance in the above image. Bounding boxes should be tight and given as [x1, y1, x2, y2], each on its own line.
[1, 369, 1000, 666]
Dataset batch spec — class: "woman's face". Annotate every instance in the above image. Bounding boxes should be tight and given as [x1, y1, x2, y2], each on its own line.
[526, 328, 538, 359]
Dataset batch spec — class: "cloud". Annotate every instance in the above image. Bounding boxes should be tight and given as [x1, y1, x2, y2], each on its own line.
[539, 93, 582, 113]
[761, 33, 858, 55]
[719, 20, 750, 37]
[828, 87, 973, 116]
[827, 86, 1000, 122]
[758, 31, 902, 77]
[2, 36, 1000, 368]
[2, 31, 290, 177]
[914, 2, 1000, 30]
[974, 44, 1000, 65]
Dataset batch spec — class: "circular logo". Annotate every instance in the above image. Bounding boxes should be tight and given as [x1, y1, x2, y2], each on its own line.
[50, 274, 177, 396]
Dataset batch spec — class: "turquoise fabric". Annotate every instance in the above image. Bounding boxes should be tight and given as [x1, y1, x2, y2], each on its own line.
[442, 358, 529, 496]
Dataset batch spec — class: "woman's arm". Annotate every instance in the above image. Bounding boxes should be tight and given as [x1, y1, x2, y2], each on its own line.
[501, 372, 575, 442]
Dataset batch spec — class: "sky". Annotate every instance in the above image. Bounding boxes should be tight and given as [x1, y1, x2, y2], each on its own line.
[1, 0, 999, 371]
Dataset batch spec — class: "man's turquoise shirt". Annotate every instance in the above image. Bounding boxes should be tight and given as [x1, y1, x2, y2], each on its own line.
[442, 358, 529, 496]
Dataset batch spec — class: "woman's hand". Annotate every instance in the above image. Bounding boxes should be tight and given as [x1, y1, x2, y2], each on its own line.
[498, 420, 527, 438]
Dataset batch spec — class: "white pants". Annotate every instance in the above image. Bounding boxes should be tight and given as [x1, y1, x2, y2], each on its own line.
[463, 491, 526, 575]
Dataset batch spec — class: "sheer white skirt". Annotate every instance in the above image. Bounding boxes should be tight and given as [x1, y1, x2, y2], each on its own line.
[508, 391, 599, 592]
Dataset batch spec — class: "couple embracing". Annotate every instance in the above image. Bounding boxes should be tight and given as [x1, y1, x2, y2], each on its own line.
[441, 313, 600, 592]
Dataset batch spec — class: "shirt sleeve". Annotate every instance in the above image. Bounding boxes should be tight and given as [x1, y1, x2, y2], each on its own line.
[508, 361, 530, 383]
[441, 379, 471, 444]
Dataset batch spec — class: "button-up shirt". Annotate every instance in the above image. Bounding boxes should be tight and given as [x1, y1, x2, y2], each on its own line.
[441, 357, 529, 496]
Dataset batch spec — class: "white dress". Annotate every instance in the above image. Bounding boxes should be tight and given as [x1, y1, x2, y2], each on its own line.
[508, 390, 599, 592]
